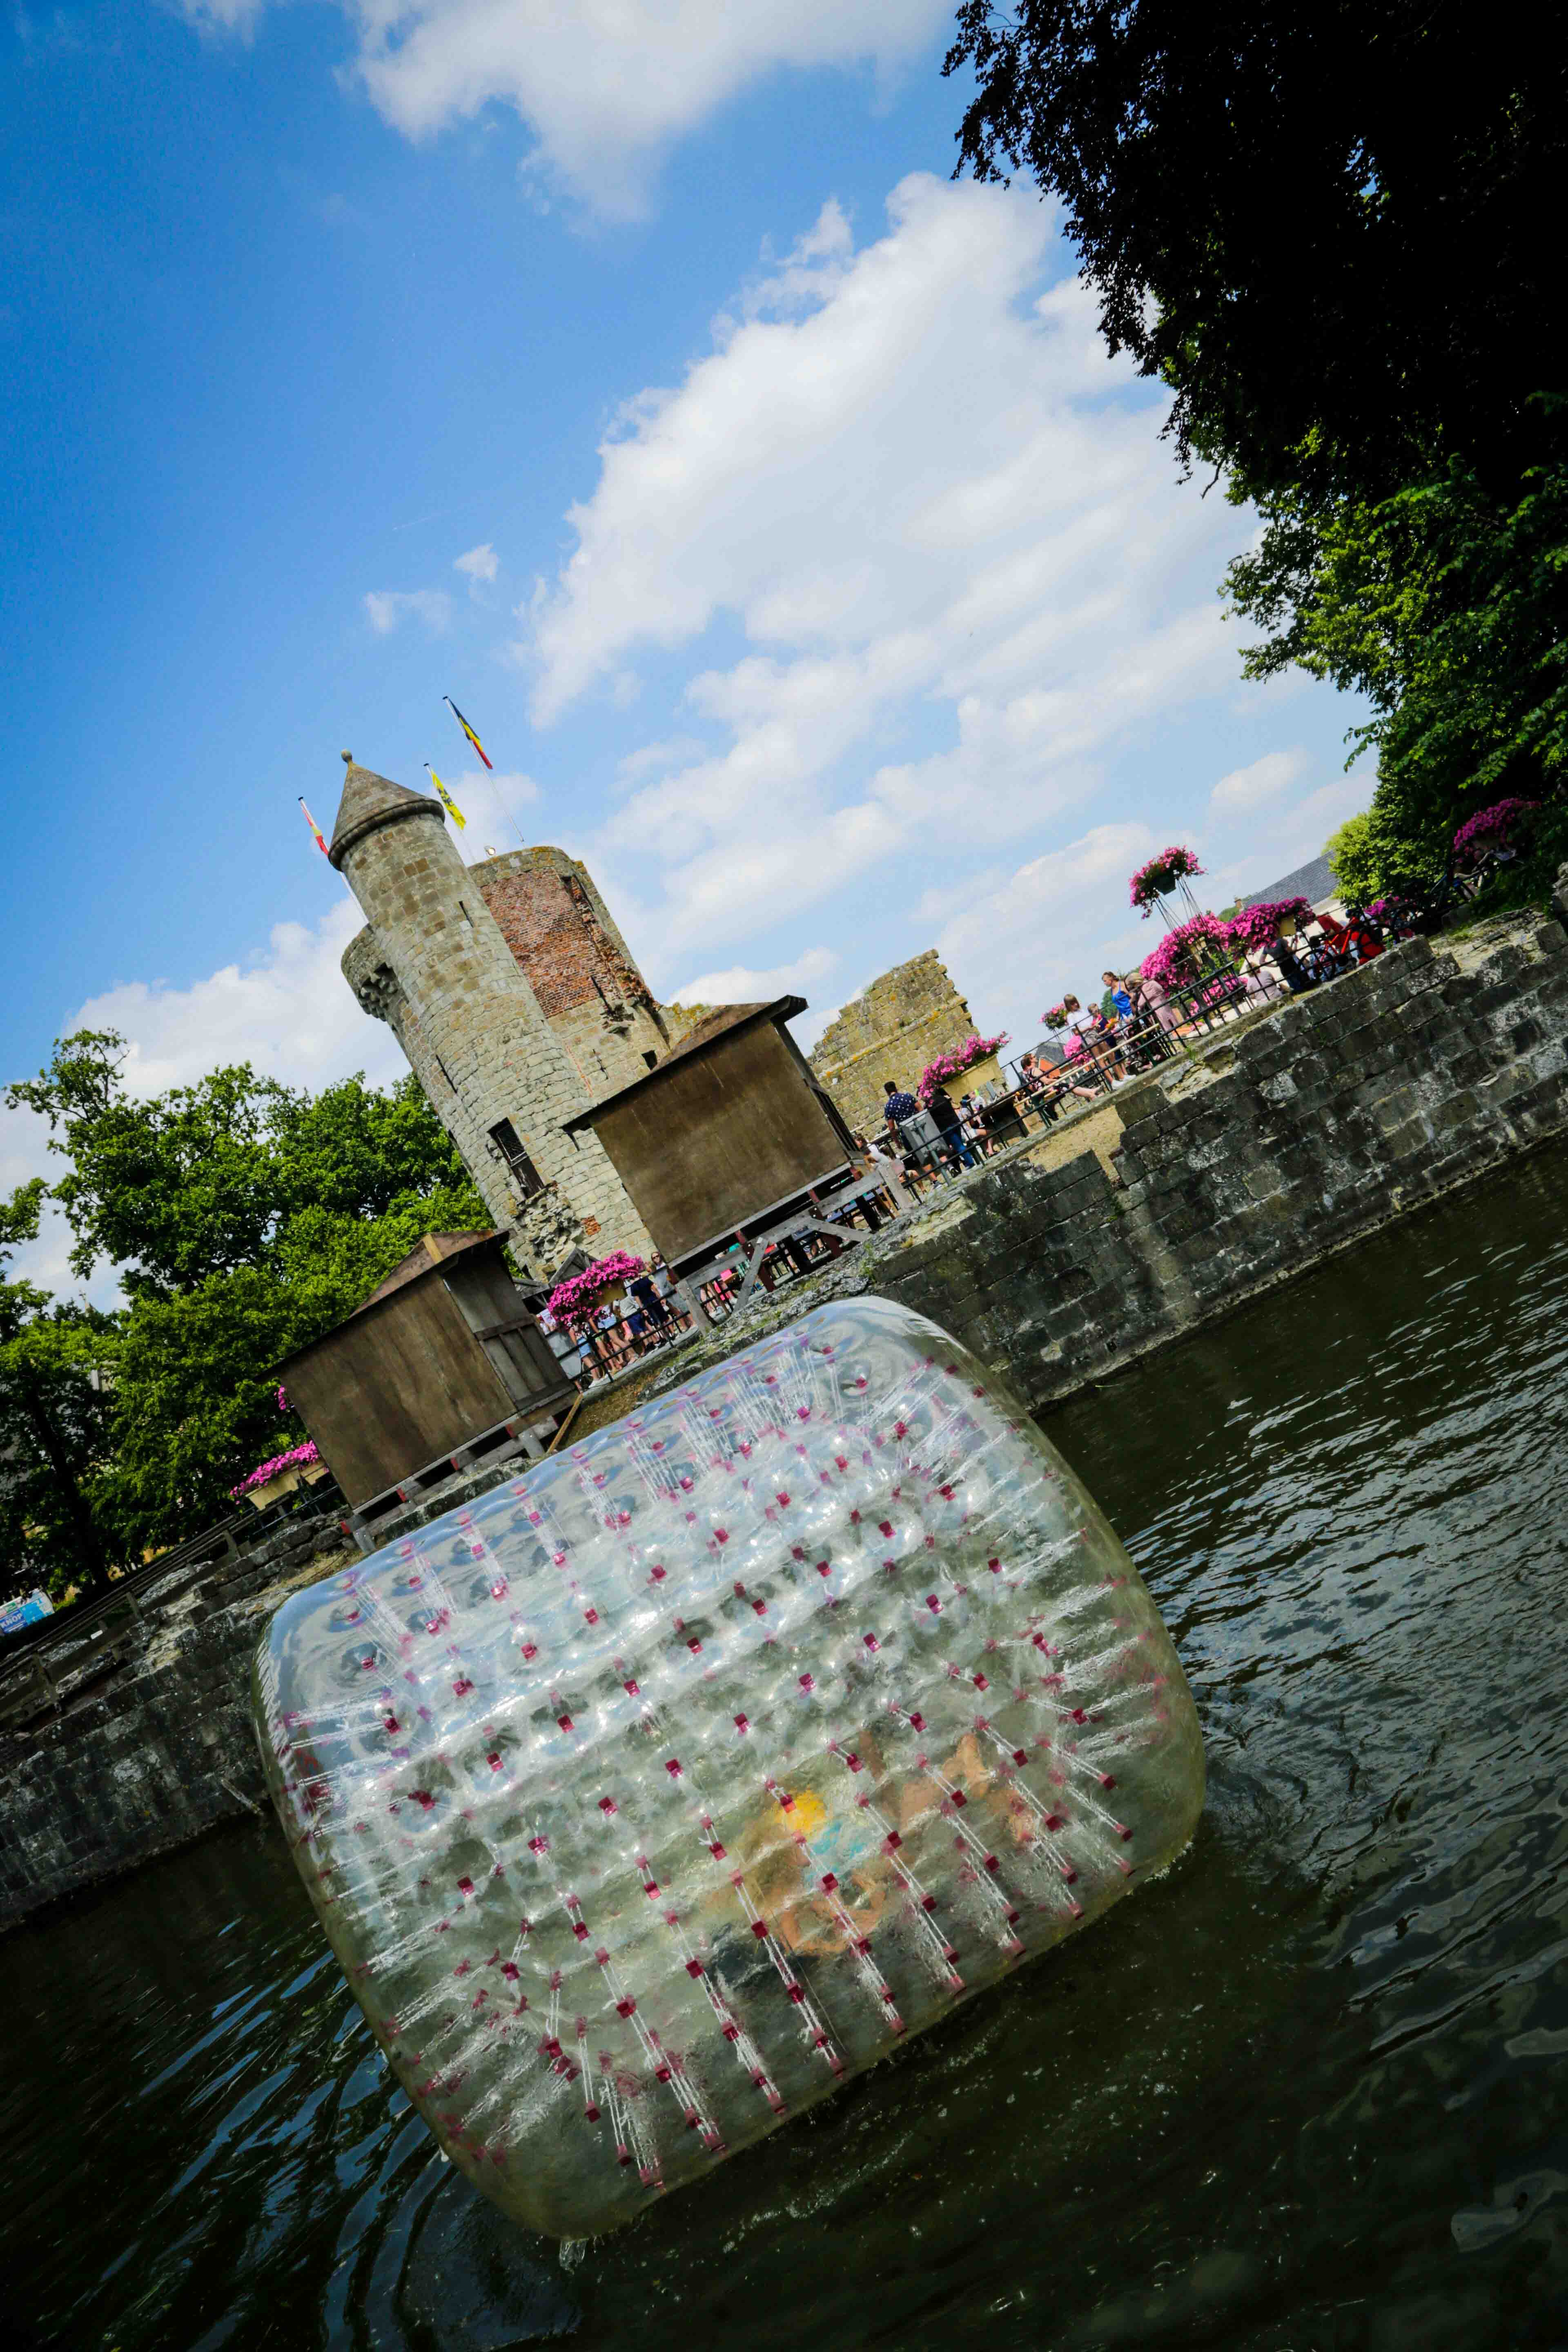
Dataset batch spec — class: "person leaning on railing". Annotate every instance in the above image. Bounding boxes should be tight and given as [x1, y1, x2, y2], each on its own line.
[1058, 997, 1112, 1099]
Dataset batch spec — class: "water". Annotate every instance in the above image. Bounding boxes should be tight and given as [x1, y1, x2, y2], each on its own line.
[9, 1144, 1568, 2352]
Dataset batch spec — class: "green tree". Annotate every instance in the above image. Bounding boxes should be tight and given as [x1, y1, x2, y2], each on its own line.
[945, 3, 1566, 508]
[7, 1033, 477, 1298]
[0, 1181, 123, 1596]
[7, 1040, 491, 1548]
[946, 6, 1568, 888]
[1229, 432, 1568, 897]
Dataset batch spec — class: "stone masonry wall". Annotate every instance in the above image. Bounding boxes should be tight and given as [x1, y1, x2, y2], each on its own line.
[811, 950, 979, 1135]
[343, 927, 518, 1238]
[0, 1519, 353, 1932]
[474, 848, 670, 1095]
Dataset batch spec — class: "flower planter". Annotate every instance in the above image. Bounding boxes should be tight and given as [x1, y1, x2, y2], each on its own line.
[946, 1051, 1005, 1102]
[245, 1461, 330, 1512]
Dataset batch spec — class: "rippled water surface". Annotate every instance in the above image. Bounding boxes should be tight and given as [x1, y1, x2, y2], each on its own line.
[9, 1146, 1568, 2351]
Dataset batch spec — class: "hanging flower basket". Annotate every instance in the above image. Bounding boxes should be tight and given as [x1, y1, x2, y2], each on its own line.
[1129, 845, 1205, 916]
[1225, 897, 1314, 953]
[1452, 798, 1538, 870]
[546, 1252, 646, 1326]
[1140, 912, 1234, 991]
[916, 1032, 1009, 1105]
[1042, 1004, 1068, 1030]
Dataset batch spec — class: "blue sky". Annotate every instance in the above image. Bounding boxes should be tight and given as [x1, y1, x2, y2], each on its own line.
[2, 0, 1369, 1291]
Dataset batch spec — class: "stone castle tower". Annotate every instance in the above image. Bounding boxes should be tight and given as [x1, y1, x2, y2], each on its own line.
[330, 753, 674, 1279]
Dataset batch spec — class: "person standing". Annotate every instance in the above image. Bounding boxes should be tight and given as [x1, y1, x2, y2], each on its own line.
[882, 1078, 918, 1129]
[882, 1077, 944, 1180]
[629, 1260, 673, 1347]
[927, 1082, 977, 1170]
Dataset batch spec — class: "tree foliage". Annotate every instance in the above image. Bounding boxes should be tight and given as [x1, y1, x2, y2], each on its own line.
[945, 3, 1566, 508]
[4, 1040, 490, 1553]
[1228, 425, 1568, 896]
[0, 1181, 123, 1596]
[8, 1033, 474, 1298]
[946, 4, 1568, 890]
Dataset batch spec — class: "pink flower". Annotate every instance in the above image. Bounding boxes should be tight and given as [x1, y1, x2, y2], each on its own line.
[1129, 845, 1205, 914]
[915, 1032, 1009, 1105]
[546, 1252, 646, 1326]
[230, 1439, 320, 1498]
[1225, 897, 1313, 952]
[1452, 798, 1538, 869]
[1140, 913, 1232, 989]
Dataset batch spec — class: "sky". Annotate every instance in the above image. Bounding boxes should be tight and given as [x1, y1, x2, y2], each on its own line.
[0, 0, 1370, 1297]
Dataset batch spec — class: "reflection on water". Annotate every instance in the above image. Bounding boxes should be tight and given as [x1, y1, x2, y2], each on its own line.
[8, 1145, 1568, 2350]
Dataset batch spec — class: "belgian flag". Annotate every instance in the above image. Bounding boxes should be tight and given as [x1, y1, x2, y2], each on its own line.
[443, 694, 493, 770]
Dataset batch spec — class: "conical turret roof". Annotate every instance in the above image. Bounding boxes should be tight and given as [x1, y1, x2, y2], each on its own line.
[328, 751, 444, 870]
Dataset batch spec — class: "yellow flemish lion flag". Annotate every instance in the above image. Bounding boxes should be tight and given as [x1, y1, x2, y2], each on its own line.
[443, 694, 493, 770]
[424, 764, 466, 831]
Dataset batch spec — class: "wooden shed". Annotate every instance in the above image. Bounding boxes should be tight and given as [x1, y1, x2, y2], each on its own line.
[563, 997, 857, 1272]
[277, 1231, 575, 1515]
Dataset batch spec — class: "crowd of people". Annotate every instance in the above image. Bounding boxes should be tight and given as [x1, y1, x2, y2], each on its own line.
[535, 1253, 697, 1382]
[862, 898, 1406, 1192]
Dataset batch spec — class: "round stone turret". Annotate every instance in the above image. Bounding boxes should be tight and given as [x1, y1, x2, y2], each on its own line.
[329, 753, 445, 870]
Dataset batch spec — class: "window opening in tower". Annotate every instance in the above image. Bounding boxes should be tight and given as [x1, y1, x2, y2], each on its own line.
[489, 1118, 543, 1199]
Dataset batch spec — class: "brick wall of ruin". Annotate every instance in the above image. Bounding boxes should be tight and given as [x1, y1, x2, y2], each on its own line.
[474, 849, 670, 1096]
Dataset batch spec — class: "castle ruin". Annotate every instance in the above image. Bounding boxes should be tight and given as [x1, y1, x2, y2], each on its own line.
[331, 753, 685, 1279]
[808, 950, 979, 1136]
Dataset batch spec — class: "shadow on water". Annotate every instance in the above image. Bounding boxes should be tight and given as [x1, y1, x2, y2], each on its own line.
[7, 1145, 1568, 2350]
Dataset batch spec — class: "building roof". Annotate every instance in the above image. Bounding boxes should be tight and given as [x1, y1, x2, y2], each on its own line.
[328, 752, 444, 870]
[1241, 853, 1338, 911]
[352, 1230, 501, 1314]
[562, 995, 808, 1129]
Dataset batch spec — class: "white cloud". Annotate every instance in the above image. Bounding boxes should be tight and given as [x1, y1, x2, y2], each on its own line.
[1208, 768, 1374, 905]
[180, 0, 946, 218]
[363, 587, 453, 635]
[65, 902, 404, 1099]
[1209, 748, 1307, 816]
[454, 541, 499, 586]
[935, 822, 1157, 1053]
[356, 2, 947, 219]
[668, 946, 842, 1052]
[670, 944, 837, 1007]
[521, 175, 1263, 964]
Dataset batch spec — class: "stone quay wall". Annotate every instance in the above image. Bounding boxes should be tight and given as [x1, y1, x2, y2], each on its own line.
[681, 911, 1568, 1418]
[811, 950, 980, 1136]
[0, 1517, 353, 1933]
